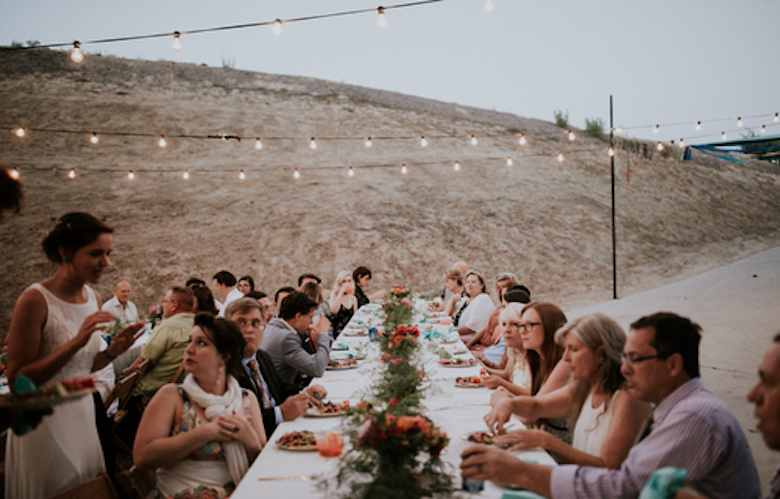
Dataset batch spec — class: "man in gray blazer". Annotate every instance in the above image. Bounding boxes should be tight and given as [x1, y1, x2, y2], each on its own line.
[260, 290, 332, 390]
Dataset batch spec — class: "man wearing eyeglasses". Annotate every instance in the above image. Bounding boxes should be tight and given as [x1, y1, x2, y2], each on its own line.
[461, 311, 761, 498]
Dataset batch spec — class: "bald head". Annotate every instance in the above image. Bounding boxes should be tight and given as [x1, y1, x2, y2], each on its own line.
[114, 280, 131, 305]
[453, 261, 468, 276]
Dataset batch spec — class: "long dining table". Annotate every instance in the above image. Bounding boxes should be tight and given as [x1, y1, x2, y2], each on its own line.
[231, 301, 556, 498]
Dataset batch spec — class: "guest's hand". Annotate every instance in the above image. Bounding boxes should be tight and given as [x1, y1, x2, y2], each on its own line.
[306, 384, 328, 403]
[489, 387, 511, 407]
[492, 429, 547, 451]
[75, 311, 116, 347]
[218, 414, 260, 449]
[106, 321, 146, 358]
[484, 397, 513, 434]
[311, 315, 330, 336]
[460, 444, 523, 486]
[481, 375, 504, 390]
[280, 392, 310, 421]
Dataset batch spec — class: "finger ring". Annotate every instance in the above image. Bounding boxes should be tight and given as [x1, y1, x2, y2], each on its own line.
[232, 426, 239, 433]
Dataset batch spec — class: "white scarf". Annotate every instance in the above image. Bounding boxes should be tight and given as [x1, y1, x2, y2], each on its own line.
[182, 373, 249, 485]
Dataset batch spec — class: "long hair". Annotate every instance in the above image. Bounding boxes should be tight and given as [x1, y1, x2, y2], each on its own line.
[555, 312, 626, 425]
[521, 301, 567, 395]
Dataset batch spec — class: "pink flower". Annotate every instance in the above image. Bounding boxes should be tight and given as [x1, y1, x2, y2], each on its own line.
[400, 298, 411, 308]
[393, 358, 403, 365]
[388, 397, 400, 408]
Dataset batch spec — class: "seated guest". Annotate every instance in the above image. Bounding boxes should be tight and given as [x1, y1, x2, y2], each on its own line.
[353, 266, 385, 308]
[191, 283, 219, 316]
[327, 271, 358, 339]
[480, 302, 534, 394]
[237, 275, 255, 295]
[127, 286, 196, 405]
[186, 277, 206, 288]
[436, 269, 465, 313]
[273, 286, 295, 318]
[747, 334, 780, 499]
[260, 291, 332, 389]
[300, 282, 328, 349]
[453, 271, 495, 338]
[246, 290, 274, 323]
[467, 274, 518, 356]
[489, 301, 571, 445]
[226, 298, 327, 439]
[213, 270, 243, 317]
[297, 273, 321, 290]
[462, 312, 761, 499]
[134, 314, 265, 497]
[101, 280, 139, 325]
[488, 313, 651, 469]
[477, 285, 532, 369]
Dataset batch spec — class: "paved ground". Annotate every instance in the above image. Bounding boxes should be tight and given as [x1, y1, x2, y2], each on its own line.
[568, 245, 780, 488]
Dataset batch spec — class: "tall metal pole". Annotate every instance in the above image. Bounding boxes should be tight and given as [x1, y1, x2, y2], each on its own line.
[610, 95, 617, 299]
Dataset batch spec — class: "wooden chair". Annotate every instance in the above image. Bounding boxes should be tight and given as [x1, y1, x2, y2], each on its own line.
[169, 358, 186, 384]
[115, 466, 156, 499]
[105, 358, 151, 458]
[48, 472, 118, 499]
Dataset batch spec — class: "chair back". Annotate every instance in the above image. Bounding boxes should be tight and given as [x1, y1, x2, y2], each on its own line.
[116, 466, 156, 499]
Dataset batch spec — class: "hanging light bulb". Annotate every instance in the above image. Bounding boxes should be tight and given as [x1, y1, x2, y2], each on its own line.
[453, 161, 461, 171]
[557, 153, 564, 162]
[9, 168, 20, 180]
[774, 113, 779, 123]
[68, 169, 76, 179]
[14, 127, 25, 138]
[309, 138, 317, 150]
[470, 134, 478, 146]
[721, 132, 727, 140]
[272, 19, 283, 36]
[679, 138, 685, 148]
[420, 136, 428, 147]
[171, 31, 182, 52]
[90, 132, 99, 144]
[737, 117, 743, 127]
[158, 135, 167, 148]
[377, 7, 387, 28]
[761, 125, 767, 134]
[506, 158, 513, 166]
[255, 138, 263, 150]
[71, 41, 84, 63]
[293, 168, 300, 179]
[608, 147, 615, 157]
[365, 137, 373, 148]
[669, 140, 675, 146]
[239, 169, 246, 180]
[484, 0, 495, 13]
[401, 164, 408, 174]
[182, 170, 190, 180]
[518, 134, 526, 146]
[615, 127, 623, 135]
[656, 142, 664, 151]
[348, 167, 355, 177]
[567, 130, 576, 141]
[127, 170, 135, 180]
[653, 125, 659, 134]
[695, 121, 702, 131]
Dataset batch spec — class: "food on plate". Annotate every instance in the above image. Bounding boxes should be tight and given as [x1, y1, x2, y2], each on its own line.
[327, 358, 358, 370]
[440, 357, 477, 367]
[276, 430, 317, 451]
[455, 376, 485, 388]
[306, 400, 350, 417]
[1, 376, 97, 410]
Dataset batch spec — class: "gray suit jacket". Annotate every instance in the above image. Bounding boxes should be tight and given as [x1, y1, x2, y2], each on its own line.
[260, 317, 331, 387]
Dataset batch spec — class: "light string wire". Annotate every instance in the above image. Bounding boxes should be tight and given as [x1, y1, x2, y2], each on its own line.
[3, 0, 443, 51]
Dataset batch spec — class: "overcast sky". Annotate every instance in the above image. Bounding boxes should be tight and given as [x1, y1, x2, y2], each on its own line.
[2, 0, 779, 144]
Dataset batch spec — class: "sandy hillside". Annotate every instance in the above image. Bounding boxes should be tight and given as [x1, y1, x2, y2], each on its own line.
[1, 48, 779, 336]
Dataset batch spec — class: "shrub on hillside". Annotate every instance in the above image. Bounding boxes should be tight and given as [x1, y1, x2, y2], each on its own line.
[554, 110, 569, 128]
[585, 117, 606, 140]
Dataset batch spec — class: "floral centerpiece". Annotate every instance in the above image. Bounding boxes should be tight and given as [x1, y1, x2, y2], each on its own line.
[146, 304, 163, 329]
[382, 285, 414, 328]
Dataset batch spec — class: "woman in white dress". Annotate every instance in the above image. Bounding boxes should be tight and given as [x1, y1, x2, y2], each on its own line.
[5, 213, 144, 498]
[485, 312, 651, 468]
[453, 271, 495, 337]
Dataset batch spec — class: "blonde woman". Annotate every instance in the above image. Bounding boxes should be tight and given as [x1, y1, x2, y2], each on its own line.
[327, 271, 358, 339]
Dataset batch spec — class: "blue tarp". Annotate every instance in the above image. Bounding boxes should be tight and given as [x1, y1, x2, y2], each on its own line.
[683, 134, 780, 162]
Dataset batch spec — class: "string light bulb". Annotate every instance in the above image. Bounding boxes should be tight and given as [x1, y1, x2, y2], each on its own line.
[127, 170, 135, 180]
[567, 130, 575, 141]
[272, 19, 283, 36]
[761, 125, 767, 134]
[365, 137, 372, 148]
[484, 0, 495, 13]
[377, 7, 387, 28]
[737, 117, 743, 127]
[182, 170, 190, 180]
[695, 121, 702, 131]
[557, 153, 564, 162]
[420, 136, 428, 147]
[614, 127, 623, 135]
[68, 169, 76, 179]
[774, 113, 779, 123]
[679, 138, 685, 148]
[453, 161, 461, 171]
[14, 127, 25, 138]
[255, 138, 263, 150]
[721, 132, 727, 140]
[158, 135, 166, 148]
[71, 42, 83, 63]
[9, 168, 20, 180]
[348, 167, 355, 177]
[309, 138, 317, 150]
[293, 168, 300, 179]
[608, 147, 615, 157]
[401, 164, 408, 174]
[470, 134, 478, 146]
[172, 31, 182, 52]
[506, 158, 513, 166]
[653, 125, 659, 134]
[518, 134, 526, 146]
[90, 132, 99, 144]
[239, 169, 246, 180]
[656, 142, 664, 151]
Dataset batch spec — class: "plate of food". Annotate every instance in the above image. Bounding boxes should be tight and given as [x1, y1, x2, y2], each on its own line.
[461, 431, 510, 448]
[341, 328, 367, 337]
[276, 430, 317, 451]
[440, 357, 477, 367]
[455, 376, 485, 388]
[327, 358, 358, 370]
[0, 376, 96, 411]
[305, 400, 349, 417]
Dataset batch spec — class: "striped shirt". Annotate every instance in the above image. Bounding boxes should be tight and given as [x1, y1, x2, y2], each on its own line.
[550, 377, 761, 499]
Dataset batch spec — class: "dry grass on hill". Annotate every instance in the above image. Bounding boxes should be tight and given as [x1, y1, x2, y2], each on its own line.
[1, 48, 779, 336]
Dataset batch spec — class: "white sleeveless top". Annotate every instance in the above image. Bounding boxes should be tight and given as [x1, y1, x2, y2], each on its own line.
[508, 348, 532, 391]
[572, 389, 616, 456]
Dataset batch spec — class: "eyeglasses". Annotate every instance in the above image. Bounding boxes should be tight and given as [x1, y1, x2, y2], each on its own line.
[515, 322, 541, 332]
[620, 353, 660, 366]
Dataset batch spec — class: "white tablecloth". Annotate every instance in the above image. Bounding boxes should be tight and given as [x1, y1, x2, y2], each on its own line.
[232, 304, 556, 498]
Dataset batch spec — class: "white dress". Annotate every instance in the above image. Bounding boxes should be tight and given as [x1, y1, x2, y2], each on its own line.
[572, 389, 616, 456]
[456, 294, 495, 334]
[5, 283, 106, 499]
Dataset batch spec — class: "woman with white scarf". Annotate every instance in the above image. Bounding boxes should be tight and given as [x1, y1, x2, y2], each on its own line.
[134, 314, 265, 498]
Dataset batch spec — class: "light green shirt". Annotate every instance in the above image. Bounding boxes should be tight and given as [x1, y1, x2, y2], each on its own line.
[135, 312, 195, 405]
